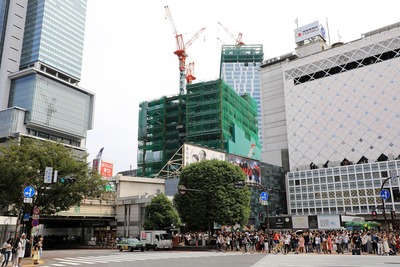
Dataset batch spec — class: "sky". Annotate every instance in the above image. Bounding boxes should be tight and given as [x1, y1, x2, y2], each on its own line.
[80, 0, 400, 174]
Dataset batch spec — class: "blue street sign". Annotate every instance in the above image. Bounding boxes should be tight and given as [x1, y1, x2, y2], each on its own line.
[260, 191, 268, 201]
[23, 213, 30, 219]
[23, 186, 35, 198]
[380, 189, 390, 200]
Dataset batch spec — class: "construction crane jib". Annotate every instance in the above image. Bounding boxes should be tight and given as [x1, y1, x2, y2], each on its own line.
[164, 5, 205, 94]
[218, 22, 244, 45]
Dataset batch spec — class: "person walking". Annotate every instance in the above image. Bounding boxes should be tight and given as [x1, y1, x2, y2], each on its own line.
[1, 238, 12, 267]
[16, 234, 29, 267]
[11, 236, 21, 267]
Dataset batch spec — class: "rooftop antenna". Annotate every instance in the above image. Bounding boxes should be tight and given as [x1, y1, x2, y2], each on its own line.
[326, 17, 331, 46]
[337, 30, 342, 42]
[295, 18, 299, 28]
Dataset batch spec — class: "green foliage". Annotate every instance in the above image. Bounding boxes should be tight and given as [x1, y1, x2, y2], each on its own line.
[143, 193, 180, 230]
[174, 159, 251, 231]
[0, 138, 106, 215]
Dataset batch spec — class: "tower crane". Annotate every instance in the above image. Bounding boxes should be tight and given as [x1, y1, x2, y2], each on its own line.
[186, 62, 196, 84]
[164, 5, 206, 94]
[218, 22, 244, 45]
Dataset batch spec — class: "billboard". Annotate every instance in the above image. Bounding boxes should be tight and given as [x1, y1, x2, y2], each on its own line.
[269, 216, 293, 230]
[317, 214, 341, 230]
[294, 21, 326, 43]
[227, 154, 261, 183]
[292, 216, 309, 229]
[183, 144, 225, 166]
[100, 161, 114, 178]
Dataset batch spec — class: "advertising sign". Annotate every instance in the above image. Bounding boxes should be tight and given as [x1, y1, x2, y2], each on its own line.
[227, 155, 261, 183]
[292, 216, 309, 229]
[317, 214, 341, 230]
[183, 144, 225, 166]
[100, 161, 114, 178]
[294, 21, 326, 43]
[269, 216, 292, 230]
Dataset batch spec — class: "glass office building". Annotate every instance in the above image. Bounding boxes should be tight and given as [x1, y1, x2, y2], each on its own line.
[0, 0, 93, 149]
[220, 44, 263, 152]
[20, 0, 87, 79]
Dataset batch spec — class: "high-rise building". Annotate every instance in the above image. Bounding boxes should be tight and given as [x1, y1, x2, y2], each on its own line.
[0, 0, 93, 150]
[220, 44, 263, 150]
[137, 79, 261, 177]
[260, 21, 400, 221]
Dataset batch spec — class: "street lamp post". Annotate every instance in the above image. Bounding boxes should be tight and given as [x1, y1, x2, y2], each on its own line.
[245, 181, 270, 234]
[380, 169, 398, 230]
[177, 185, 211, 236]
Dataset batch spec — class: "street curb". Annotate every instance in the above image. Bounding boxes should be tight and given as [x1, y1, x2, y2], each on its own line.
[21, 258, 45, 266]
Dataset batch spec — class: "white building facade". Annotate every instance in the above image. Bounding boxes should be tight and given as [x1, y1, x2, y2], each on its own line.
[260, 22, 400, 219]
[284, 23, 400, 217]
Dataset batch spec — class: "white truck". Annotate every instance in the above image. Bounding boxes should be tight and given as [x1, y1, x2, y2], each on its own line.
[140, 230, 173, 251]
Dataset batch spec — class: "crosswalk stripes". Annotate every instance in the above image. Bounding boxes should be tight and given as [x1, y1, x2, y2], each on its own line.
[39, 251, 243, 266]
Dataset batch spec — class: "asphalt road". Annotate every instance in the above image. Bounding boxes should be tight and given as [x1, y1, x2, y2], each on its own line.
[19, 249, 400, 267]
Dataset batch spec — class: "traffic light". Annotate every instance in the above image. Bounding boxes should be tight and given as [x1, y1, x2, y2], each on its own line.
[60, 177, 76, 184]
[259, 212, 264, 221]
[391, 210, 396, 220]
[372, 210, 378, 220]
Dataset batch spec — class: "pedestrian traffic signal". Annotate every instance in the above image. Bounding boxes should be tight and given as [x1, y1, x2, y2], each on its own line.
[391, 210, 396, 220]
[60, 177, 76, 184]
[372, 210, 378, 220]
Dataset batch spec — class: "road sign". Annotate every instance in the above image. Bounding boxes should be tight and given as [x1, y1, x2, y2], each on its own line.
[23, 213, 30, 222]
[33, 207, 40, 215]
[23, 186, 35, 198]
[23, 197, 33, 203]
[380, 189, 391, 200]
[260, 191, 268, 201]
[44, 167, 53, 184]
[32, 219, 39, 227]
[32, 214, 39, 220]
[234, 181, 245, 189]
[261, 200, 268, 206]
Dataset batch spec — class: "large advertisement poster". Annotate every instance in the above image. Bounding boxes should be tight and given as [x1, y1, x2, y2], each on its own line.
[227, 155, 261, 183]
[317, 214, 341, 230]
[292, 216, 309, 229]
[183, 144, 225, 166]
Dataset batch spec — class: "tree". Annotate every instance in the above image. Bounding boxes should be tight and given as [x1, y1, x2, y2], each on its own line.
[174, 159, 251, 231]
[143, 193, 180, 230]
[0, 138, 107, 216]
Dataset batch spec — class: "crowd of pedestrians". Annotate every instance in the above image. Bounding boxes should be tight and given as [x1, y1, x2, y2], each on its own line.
[177, 229, 400, 256]
[0, 234, 43, 267]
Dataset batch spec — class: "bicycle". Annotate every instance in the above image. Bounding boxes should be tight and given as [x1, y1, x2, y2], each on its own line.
[215, 243, 227, 253]
[272, 241, 287, 255]
[240, 242, 255, 254]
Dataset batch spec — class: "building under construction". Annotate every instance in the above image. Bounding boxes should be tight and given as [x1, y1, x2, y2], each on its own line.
[219, 44, 264, 149]
[137, 79, 261, 177]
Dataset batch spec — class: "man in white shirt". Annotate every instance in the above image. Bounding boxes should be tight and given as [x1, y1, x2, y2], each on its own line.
[16, 233, 29, 267]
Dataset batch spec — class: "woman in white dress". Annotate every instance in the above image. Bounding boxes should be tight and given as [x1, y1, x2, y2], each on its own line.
[382, 234, 390, 256]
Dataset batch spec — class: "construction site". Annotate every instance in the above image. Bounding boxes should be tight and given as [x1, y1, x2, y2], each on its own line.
[137, 79, 261, 178]
[135, 6, 287, 223]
